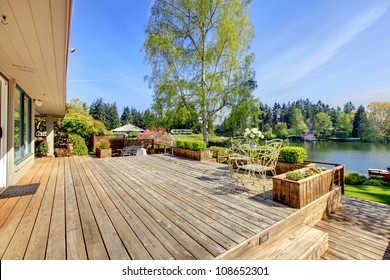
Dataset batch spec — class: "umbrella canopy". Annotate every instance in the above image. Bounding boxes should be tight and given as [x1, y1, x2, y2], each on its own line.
[112, 123, 144, 133]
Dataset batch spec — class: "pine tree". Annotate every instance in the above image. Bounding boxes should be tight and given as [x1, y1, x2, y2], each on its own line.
[352, 105, 365, 138]
[120, 106, 132, 125]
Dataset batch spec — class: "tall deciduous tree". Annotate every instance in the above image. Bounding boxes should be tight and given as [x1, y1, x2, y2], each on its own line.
[144, 0, 256, 145]
[366, 102, 390, 135]
[289, 108, 308, 136]
[313, 112, 333, 139]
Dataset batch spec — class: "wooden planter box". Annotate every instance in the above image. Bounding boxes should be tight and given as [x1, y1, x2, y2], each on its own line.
[173, 148, 210, 161]
[96, 148, 112, 158]
[274, 161, 309, 175]
[272, 167, 334, 208]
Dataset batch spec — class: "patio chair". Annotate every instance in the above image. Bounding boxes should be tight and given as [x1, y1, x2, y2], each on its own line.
[237, 138, 283, 199]
[227, 137, 248, 174]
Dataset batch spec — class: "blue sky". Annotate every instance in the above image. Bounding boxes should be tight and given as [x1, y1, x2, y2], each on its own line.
[67, 0, 390, 114]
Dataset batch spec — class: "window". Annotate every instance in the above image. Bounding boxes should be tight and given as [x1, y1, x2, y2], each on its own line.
[14, 87, 31, 164]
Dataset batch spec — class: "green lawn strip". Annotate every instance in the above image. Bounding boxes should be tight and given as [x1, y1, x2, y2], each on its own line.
[173, 134, 203, 141]
[345, 184, 390, 205]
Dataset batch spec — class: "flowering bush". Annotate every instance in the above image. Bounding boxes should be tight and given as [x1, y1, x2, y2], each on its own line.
[137, 127, 174, 146]
[244, 127, 264, 141]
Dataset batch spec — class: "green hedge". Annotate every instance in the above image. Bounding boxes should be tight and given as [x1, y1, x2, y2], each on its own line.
[35, 141, 48, 157]
[68, 134, 88, 156]
[345, 173, 367, 185]
[208, 138, 230, 148]
[279, 146, 307, 164]
[175, 140, 206, 151]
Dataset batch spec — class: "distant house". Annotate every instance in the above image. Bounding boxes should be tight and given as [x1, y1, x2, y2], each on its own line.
[304, 130, 316, 142]
[0, 1, 72, 188]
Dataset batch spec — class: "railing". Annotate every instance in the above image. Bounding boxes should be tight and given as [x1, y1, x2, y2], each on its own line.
[92, 135, 155, 155]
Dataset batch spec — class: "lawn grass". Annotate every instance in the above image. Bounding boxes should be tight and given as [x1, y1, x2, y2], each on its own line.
[345, 184, 390, 205]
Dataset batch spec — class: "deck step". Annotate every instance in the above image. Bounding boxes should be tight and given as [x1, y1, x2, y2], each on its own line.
[240, 224, 328, 260]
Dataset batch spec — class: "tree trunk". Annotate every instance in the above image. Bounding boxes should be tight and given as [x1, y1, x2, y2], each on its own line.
[202, 114, 209, 147]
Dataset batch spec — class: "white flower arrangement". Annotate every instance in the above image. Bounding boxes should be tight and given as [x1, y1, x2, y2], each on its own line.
[244, 127, 264, 140]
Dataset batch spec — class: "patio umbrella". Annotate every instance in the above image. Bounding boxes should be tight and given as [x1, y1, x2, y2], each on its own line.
[112, 123, 144, 136]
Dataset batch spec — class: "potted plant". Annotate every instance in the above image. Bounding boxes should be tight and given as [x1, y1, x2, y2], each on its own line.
[96, 139, 112, 158]
[173, 140, 210, 161]
[272, 165, 333, 208]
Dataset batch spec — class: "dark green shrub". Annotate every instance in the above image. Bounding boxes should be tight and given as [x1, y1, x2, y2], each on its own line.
[208, 138, 230, 148]
[68, 134, 88, 156]
[364, 179, 383, 186]
[345, 173, 367, 185]
[35, 141, 48, 157]
[280, 146, 307, 164]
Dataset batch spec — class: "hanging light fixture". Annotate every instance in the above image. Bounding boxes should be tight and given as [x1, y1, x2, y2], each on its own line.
[34, 99, 43, 107]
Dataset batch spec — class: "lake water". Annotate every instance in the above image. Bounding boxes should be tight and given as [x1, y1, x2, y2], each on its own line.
[288, 141, 390, 175]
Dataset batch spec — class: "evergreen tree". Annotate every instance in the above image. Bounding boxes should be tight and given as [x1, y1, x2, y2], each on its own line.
[343, 102, 355, 114]
[89, 98, 107, 125]
[106, 103, 120, 130]
[120, 106, 132, 125]
[352, 105, 365, 138]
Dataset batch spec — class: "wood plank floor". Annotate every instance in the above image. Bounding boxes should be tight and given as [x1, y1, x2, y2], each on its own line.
[0, 155, 295, 260]
[316, 196, 390, 260]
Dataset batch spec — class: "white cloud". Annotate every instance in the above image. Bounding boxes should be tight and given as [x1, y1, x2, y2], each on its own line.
[259, 2, 390, 90]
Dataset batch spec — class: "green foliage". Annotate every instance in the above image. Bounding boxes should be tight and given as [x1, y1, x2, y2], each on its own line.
[285, 171, 305, 181]
[285, 166, 324, 181]
[364, 179, 383, 187]
[313, 112, 333, 139]
[274, 122, 289, 139]
[176, 139, 206, 151]
[68, 134, 88, 156]
[35, 141, 48, 157]
[145, 0, 256, 145]
[96, 139, 111, 149]
[89, 98, 120, 130]
[345, 173, 367, 185]
[279, 146, 307, 164]
[208, 146, 228, 158]
[289, 108, 308, 136]
[208, 138, 230, 148]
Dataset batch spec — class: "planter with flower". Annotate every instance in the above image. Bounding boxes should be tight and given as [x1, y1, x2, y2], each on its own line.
[96, 139, 112, 158]
[244, 128, 264, 148]
[272, 165, 334, 208]
[173, 140, 209, 161]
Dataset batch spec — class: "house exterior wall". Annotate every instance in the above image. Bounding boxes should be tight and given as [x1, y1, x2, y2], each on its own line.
[4, 77, 36, 186]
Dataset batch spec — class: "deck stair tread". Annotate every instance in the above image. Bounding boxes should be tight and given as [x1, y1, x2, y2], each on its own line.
[239, 224, 328, 260]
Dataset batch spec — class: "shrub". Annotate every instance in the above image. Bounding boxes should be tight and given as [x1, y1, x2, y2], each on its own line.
[176, 140, 184, 148]
[96, 139, 110, 149]
[280, 146, 307, 164]
[208, 138, 230, 148]
[68, 134, 88, 156]
[286, 171, 305, 181]
[175, 140, 206, 151]
[208, 146, 228, 158]
[345, 173, 367, 185]
[190, 140, 207, 151]
[363, 179, 383, 186]
[35, 141, 48, 157]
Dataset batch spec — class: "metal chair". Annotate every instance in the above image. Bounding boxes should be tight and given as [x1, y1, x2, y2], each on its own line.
[237, 139, 283, 199]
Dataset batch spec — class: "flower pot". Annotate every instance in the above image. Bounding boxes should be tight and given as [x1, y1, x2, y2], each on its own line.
[96, 148, 112, 158]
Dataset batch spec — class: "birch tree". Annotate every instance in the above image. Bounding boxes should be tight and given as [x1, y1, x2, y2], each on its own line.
[144, 0, 256, 145]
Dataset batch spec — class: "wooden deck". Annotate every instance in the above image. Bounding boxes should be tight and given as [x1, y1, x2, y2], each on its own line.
[316, 196, 390, 260]
[0, 155, 296, 260]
